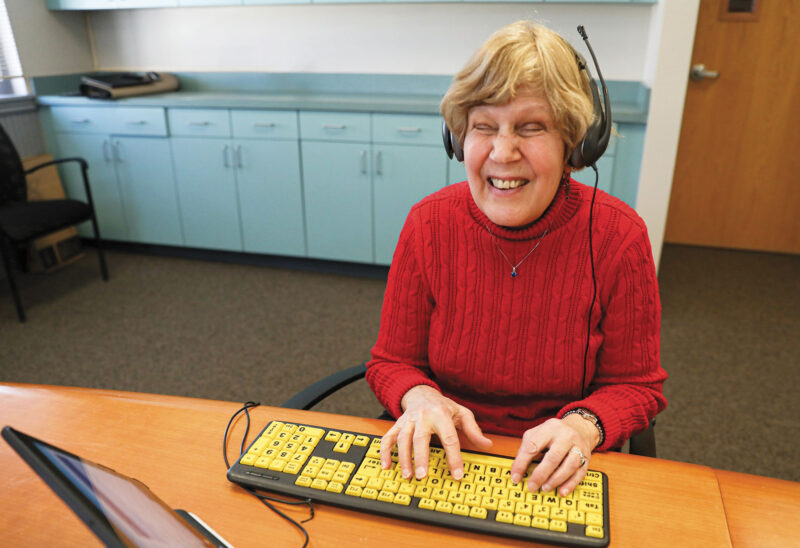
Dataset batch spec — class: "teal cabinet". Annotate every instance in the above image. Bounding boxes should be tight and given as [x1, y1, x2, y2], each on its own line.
[235, 138, 306, 257]
[170, 137, 243, 251]
[48, 0, 656, 9]
[47, 0, 177, 7]
[371, 113, 448, 265]
[113, 136, 183, 246]
[449, 157, 467, 186]
[169, 108, 306, 255]
[301, 140, 373, 263]
[54, 132, 129, 241]
[50, 106, 181, 244]
[373, 144, 447, 264]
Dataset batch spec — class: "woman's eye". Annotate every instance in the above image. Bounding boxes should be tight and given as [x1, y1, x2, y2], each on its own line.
[519, 124, 545, 135]
[473, 123, 494, 133]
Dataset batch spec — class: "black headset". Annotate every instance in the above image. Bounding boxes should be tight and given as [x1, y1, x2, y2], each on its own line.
[442, 25, 612, 171]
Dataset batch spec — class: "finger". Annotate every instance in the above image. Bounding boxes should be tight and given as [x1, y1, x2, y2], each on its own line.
[380, 425, 399, 470]
[542, 447, 587, 495]
[412, 422, 433, 479]
[511, 428, 550, 484]
[555, 456, 589, 497]
[396, 420, 416, 479]
[433, 418, 464, 480]
[530, 437, 573, 493]
[456, 408, 493, 450]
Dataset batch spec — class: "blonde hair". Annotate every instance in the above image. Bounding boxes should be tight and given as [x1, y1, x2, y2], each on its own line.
[441, 21, 595, 161]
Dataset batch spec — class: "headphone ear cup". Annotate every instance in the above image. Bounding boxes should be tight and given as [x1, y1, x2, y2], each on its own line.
[442, 121, 464, 162]
[569, 78, 607, 169]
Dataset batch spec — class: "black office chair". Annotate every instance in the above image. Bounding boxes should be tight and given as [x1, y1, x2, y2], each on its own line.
[281, 362, 657, 458]
[0, 123, 108, 322]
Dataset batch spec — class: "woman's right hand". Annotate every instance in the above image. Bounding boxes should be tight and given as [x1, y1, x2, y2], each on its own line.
[379, 385, 493, 481]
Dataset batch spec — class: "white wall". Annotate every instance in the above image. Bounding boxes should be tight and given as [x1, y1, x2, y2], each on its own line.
[635, 0, 700, 267]
[6, 1, 702, 269]
[89, 4, 654, 80]
[5, 0, 93, 78]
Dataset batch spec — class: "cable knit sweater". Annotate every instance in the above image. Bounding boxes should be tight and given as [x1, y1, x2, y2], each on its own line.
[366, 179, 667, 451]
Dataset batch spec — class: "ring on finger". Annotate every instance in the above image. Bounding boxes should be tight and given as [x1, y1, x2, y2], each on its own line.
[569, 447, 587, 467]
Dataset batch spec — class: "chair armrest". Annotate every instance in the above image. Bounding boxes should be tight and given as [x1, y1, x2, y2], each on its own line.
[628, 419, 657, 458]
[25, 157, 96, 211]
[24, 157, 88, 174]
[281, 363, 367, 410]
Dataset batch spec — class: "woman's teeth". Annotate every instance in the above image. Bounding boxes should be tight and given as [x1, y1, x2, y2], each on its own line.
[489, 177, 528, 190]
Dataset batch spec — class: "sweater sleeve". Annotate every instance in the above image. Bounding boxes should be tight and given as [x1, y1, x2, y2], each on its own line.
[558, 222, 668, 451]
[366, 210, 440, 418]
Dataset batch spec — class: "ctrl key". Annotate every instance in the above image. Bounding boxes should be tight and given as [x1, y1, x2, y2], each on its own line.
[585, 525, 604, 538]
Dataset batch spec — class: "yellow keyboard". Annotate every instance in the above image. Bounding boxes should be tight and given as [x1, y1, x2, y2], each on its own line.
[227, 421, 609, 547]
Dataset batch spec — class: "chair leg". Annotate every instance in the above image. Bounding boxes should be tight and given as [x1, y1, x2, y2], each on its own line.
[1, 238, 26, 322]
[89, 217, 109, 281]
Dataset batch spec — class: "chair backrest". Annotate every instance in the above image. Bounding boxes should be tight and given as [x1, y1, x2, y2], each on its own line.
[0, 123, 27, 205]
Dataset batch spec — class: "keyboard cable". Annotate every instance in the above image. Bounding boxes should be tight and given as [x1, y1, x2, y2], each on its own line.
[223, 401, 315, 548]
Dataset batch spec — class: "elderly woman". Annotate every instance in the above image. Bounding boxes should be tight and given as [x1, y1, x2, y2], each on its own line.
[365, 20, 667, 498]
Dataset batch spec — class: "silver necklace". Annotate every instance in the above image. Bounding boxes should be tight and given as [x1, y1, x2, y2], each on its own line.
[484, 225, 549, 278]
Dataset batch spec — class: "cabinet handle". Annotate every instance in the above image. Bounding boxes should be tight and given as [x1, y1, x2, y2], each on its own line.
[223, 145, 231, 168]
[396, 127, 422, 133]
[126, 120, 148, 126]
[360, 150, 367, 174]
[323, 124, 347, 130]
[70, 119, 90, 125]
[375, 151, 383, 175]
[102, 140, 111, 162]
[236, 145, 243, 169]
[112, 140, 122, 162]
[253, 122, 276, 128]
[189, 121, 211, 126]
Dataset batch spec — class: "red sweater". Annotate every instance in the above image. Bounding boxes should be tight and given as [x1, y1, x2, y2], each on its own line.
[366, 180, 667, 451]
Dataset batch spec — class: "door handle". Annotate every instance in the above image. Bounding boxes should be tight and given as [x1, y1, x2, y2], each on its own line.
[223, 145, 230, 168]
[375, 151, 382, 175]
[235, 145, 243, 169]
[690, 64, 720, 81]
[113, 140, 122, 162]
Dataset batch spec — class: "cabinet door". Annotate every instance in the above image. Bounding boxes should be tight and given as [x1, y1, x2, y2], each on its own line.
[115, 0, 178, 6]
[571, 156, 614, 196]
[171, 138, 243, 251]
[178, 0, 239, 4]
[236, 140, 305, 257]
[54, 133, 129, 241]
[373, 145, 447, 265]
[448, 157, 468, 186]
[301, 141, 372, 263]
[113, 136, 184, 246]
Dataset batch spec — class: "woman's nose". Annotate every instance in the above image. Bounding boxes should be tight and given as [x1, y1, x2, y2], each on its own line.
[489, 133, 521, 163]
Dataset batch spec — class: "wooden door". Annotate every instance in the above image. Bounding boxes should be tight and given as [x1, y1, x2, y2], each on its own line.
[664, 0, 800, 254]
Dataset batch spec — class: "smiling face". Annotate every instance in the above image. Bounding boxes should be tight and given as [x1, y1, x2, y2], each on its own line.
[464, 92, 567, 228]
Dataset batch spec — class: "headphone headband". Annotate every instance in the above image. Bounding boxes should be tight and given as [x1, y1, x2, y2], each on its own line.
[442, 25, 612, 170]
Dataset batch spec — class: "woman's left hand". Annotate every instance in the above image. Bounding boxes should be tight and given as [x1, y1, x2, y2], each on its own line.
[509, 415, 599, 497]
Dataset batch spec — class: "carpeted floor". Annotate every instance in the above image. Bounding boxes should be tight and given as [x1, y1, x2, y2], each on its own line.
[1, 243, 798, 482]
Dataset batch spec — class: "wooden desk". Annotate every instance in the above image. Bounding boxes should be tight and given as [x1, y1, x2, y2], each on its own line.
[0, 383, 741, 547]
[716, 469, 800, 548]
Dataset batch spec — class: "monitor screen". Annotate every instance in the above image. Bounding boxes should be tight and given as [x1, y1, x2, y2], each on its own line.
[3, 427, 215, 547]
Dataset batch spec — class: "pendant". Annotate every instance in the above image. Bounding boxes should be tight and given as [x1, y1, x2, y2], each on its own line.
[511, 268, 517, 278]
